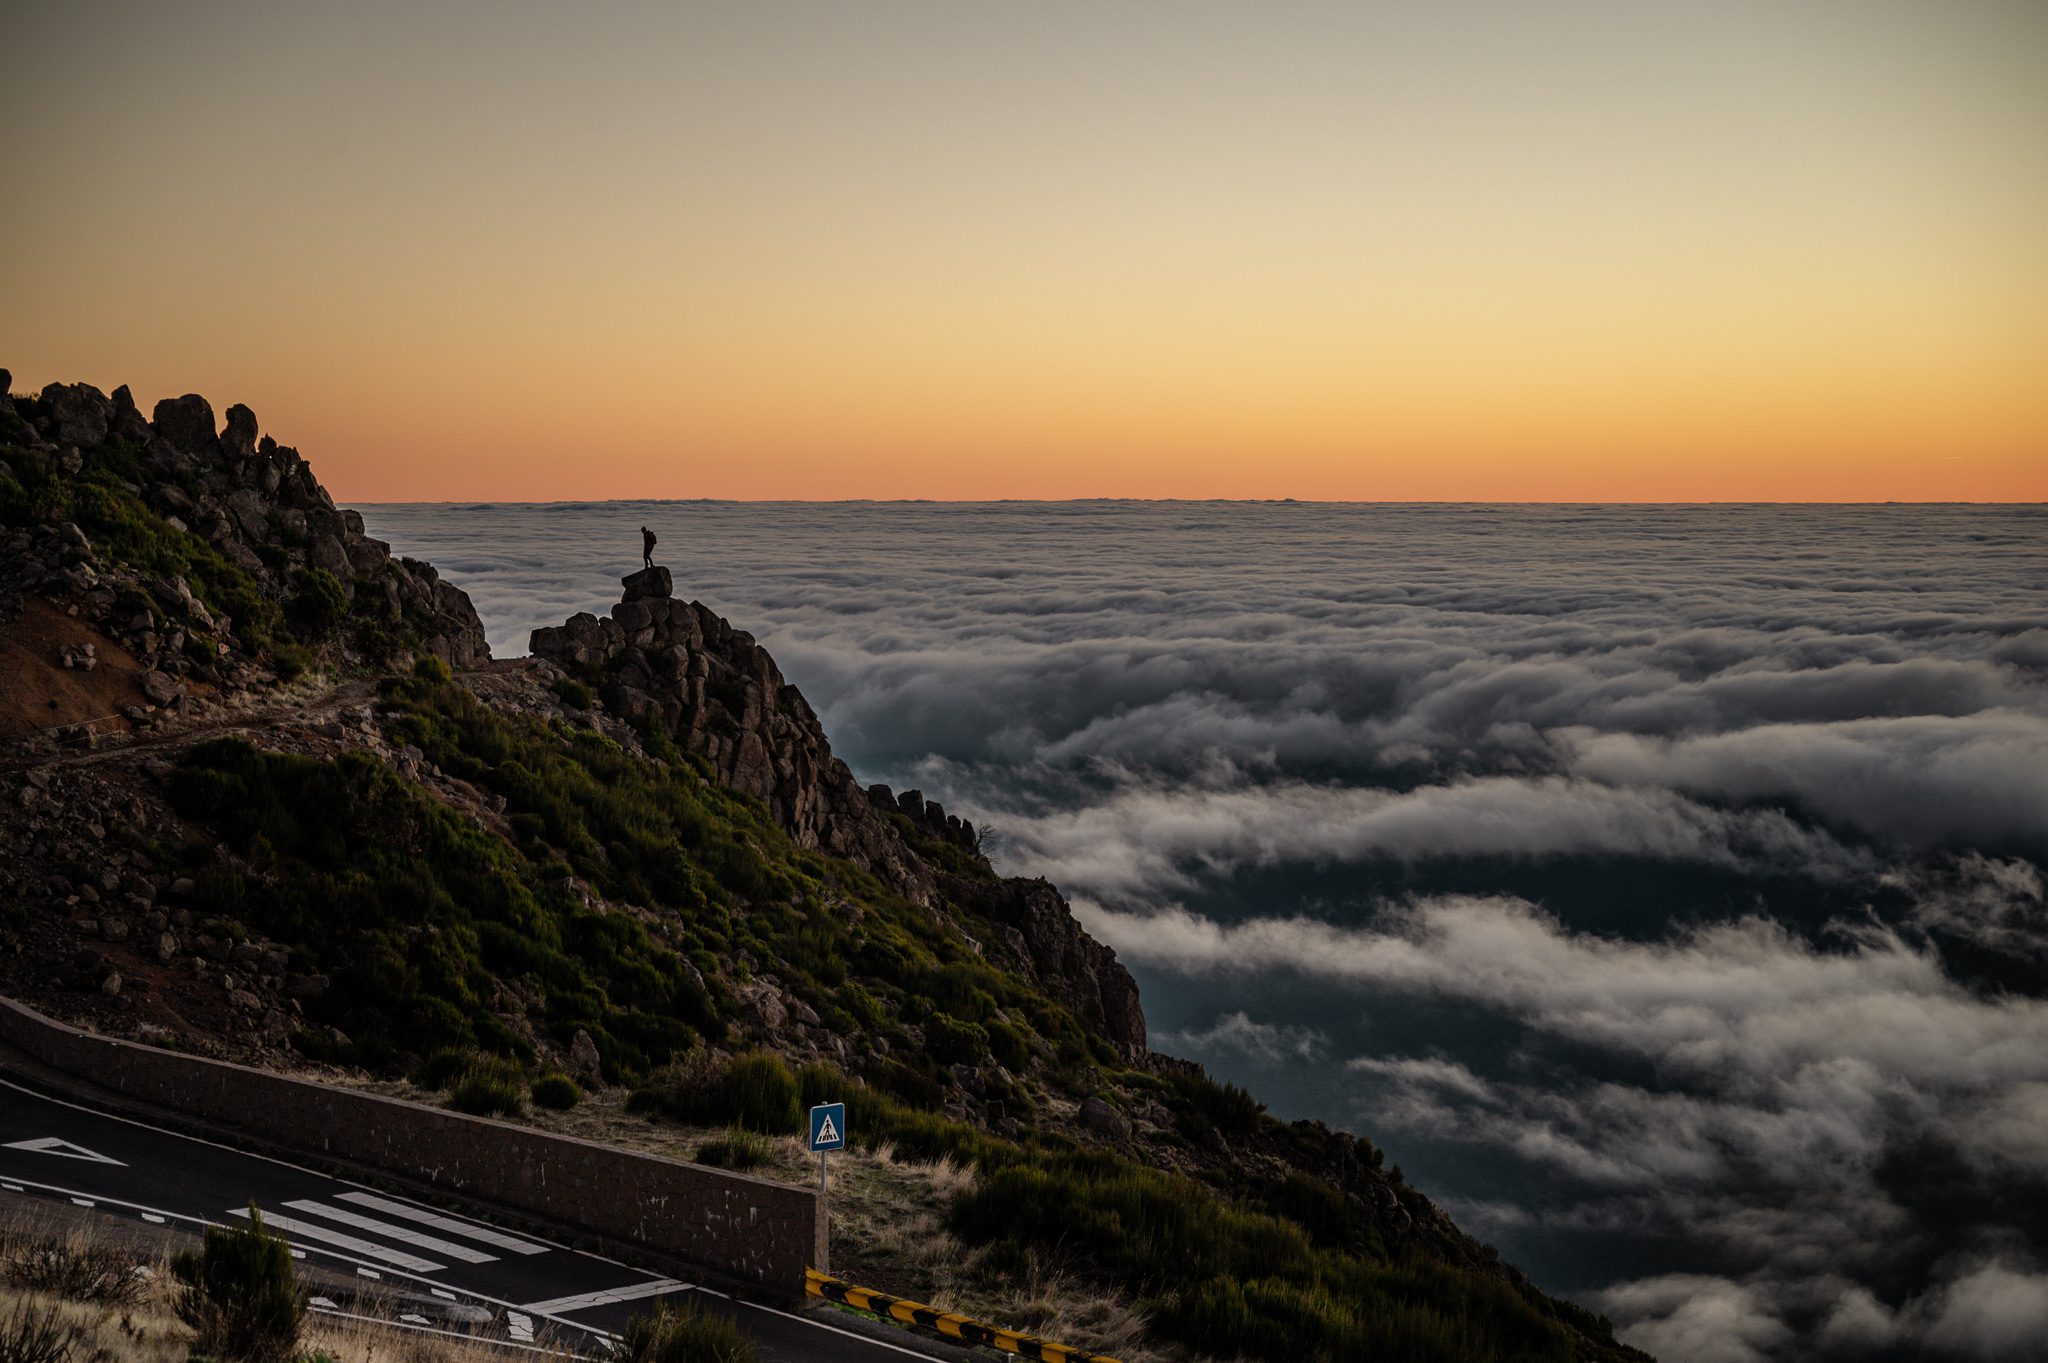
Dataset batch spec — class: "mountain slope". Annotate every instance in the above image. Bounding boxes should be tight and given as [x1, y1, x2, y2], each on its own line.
[0, 374, 1648, 1363]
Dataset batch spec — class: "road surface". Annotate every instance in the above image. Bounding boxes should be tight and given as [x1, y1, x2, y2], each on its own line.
[0, 1076, 951, 1361]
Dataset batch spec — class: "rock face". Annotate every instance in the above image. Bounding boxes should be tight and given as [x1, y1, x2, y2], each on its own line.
[150, 394, 216, 454]
[953, 875, 1147, 1059]
[532, 593, 936, 897]
[620, 565, 672, 601]
[2, 382, 493, 683]
[533, 582, 1149, 1060]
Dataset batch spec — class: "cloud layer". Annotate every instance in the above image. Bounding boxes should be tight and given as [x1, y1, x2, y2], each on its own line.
[358, 499, 2048, 1360]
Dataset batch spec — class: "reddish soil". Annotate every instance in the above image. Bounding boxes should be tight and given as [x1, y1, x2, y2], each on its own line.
[0, 599, 145, 740]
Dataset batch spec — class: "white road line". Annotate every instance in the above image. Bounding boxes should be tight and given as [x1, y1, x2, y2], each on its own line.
[0, 1147, 595, 1345]
[142, 1213, 166, 1224]
[521, 1278, 688, 1314]
[4, 1082, 952, 1358]
[309, 1305, 568, 1356]
[333, 1190, 549, 1256]
[70, 1197, 94, 1207]
[283, 1199, 498, 1263]
[231, 1211, 444, 1273]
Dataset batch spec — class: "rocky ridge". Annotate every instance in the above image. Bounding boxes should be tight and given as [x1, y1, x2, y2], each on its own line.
[531, 562, 1148, 1061]
[1, 370, 487, 751]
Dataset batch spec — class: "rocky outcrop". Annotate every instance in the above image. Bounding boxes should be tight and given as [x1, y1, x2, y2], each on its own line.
[951, 875, 1148, 1060]
[531, 568, 936, 899]
[2, 380, 492, 683]
[531, 566, 1150, 1060]
[866, 783, 980, 853]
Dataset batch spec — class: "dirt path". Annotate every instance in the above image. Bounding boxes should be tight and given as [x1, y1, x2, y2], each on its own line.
[0, 677, 382, 775]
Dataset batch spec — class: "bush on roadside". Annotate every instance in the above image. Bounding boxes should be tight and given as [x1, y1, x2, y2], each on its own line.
[416, 1046, 475, 1090]
[630, 1051, 799, 1134]
[449, 1057, 527, 1117]
[172, 1205, 306, 1363]
[607, 1301, 757, 1363]
[695, 1127, 772, 1171]
[531, 1072, 583, 1110]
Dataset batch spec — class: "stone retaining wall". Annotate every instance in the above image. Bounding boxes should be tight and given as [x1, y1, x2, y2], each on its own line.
[0, 997, 822, 1288]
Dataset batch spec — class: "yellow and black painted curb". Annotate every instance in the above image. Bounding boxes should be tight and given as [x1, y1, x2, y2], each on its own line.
[805, 1268, 1123, 1363]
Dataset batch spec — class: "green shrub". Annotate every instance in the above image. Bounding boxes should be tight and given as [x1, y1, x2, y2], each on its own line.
[288, 567, 349, 641]
[449, 1057, 527, 1117]
[417, 1047, 475, 1089]
[634, 1051, 800, 1133]
[271, 642, 315, 682]
[795, 1061, 845, 1111]
[1166, 1069, 1266, 1138]
[532, 1072, 583, 1110]
[607, 1301, 757, 1363]
[172, 1206, 306, 1363]
[986, 1020, 1031, 1070]
[552, 677, 594, 710]
[925, 1012, 989, 1067]
[696, 1127, 772, 1171]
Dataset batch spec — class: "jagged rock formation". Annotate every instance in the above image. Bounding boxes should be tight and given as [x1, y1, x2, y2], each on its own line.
[531, 566, 1150, 1060]
[1, 380, 489, 723]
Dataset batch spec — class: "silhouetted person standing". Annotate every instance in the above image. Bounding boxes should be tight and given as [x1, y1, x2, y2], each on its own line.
[641, 525, 656, 569]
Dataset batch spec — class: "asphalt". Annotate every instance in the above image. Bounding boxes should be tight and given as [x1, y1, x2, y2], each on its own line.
[0, 1076, 953, 1361]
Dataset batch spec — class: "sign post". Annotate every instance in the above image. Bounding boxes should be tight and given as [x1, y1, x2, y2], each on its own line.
[808, 1102, 847, 1272]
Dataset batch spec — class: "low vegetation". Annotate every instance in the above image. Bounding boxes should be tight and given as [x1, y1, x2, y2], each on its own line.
[0, 1210, 555, 1363]
[171, 1206, 306, 1363]
[608, 1301, 757, 1363]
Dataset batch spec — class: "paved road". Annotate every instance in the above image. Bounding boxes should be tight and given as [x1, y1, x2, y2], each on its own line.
[0, 1077, 947, 1361]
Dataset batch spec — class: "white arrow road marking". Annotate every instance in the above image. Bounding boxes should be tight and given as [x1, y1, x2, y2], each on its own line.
[283, 1200, 498, 1263]
[229, 1210, 444, 1273]
[4, 1137, 125, 1165]
[334, 1191, 549, 1255]
[521, 1278, 688, 1314]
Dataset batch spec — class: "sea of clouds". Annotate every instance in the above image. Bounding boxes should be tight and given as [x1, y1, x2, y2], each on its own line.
[358, 500, 2047, 1362]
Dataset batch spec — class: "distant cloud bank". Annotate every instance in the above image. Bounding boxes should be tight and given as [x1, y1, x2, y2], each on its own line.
[359, 500, 2048, 1360]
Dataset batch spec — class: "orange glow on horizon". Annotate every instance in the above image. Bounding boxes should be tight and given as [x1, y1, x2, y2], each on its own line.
[3, 2, 2043, 503]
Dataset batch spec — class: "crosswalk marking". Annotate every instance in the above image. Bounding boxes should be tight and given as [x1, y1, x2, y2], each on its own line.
[333, 1191, 549, 1256]
[283, 1200, 498, 1264]
[229, 1210, 444, 1273]
[521, 1278, 688, 1314]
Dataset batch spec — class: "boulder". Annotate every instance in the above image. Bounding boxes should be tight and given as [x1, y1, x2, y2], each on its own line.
[621, 565, 672, 601]
[220, 403, 259, 458]
[41, 383, 113, 447]
[139, 670, 185, 707]
[152, 394, 216, 454]
[110, 385, 152, 443]
[568, 1028, 603, 1084]
[1079, 1095, 1133, 1143]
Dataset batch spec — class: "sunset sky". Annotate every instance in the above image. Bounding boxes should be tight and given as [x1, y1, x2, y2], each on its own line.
[3, 0, 2043, 501]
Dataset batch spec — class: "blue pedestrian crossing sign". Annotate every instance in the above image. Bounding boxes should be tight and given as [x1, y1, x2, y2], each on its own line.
[809, 1102, 847, 1152]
